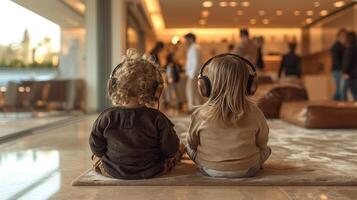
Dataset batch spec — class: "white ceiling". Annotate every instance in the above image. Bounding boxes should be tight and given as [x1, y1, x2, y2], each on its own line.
[159, 0, 355, 28]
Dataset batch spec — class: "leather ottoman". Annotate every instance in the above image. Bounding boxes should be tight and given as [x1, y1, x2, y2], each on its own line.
[255, 84, 309, 119]
[280, 101, 357, 129]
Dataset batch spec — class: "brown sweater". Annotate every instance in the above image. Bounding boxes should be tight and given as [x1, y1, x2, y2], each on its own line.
[89, 107, 179, 179]
[187, 103, 269, 171]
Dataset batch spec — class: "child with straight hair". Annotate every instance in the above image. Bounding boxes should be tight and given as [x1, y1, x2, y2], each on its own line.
[89, 49, 184, 180]
[187, 53, 271, 178]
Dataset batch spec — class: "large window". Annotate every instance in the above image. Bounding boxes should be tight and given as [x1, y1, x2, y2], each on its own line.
[0, 0, 60, 69]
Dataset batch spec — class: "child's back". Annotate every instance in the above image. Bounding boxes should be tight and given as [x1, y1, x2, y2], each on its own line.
[187, 53, 271, 178]
[188, 102, 268, 172]
[90, 106, 179, 179]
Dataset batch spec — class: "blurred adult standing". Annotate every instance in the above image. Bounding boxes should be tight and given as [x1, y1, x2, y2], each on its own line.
[342, 31, 357, 100]
[149, 41, 164, 66]
[233, 29, 257, 64]
[184, 33, 202, 112]
[331, 29, 347, 101]
[255, 36, 265, 72]
[278, 43, 302, 84]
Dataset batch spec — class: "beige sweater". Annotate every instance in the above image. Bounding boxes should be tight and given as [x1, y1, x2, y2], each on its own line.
[187, 103, 269, 171]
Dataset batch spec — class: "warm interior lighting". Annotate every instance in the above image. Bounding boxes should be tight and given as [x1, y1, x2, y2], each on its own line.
[202, 1, 213, 8]
[219, 1, 228, 7]
[229, 1, 237, 7]
[171, 36, 180, 45]
[237, 10, 244, 15]
[145, 0, 160, 13]
[320, 10, 329, 16]
[259, 10, 266, 16]
[250, 19, 256, 24]
[314, 1, 321, 7]
[0, 86, 6, 92]
[201, 10, 209, 18]
[199, 19, 207, 25]
[25, 87, 31, 93]
[144, 0, 165, 30]
[294, 10, 301, 16]
[276, 10, 283, 16]
[241, 1, 250, 7]
[307, 10, 314, 16]
[306, 18, 313, 24]
[334, 1, 345, 7]
[151, 13, 164, 29]
[18, 86, 25, 93]
[262, 19, 270, 25]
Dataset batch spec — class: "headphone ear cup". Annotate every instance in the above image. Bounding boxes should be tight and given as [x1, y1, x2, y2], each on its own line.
[247, 74, 258, 96]
[198, 76, 212, 97]
[152, 81, 164, 101]
[107, 78, 117, 97]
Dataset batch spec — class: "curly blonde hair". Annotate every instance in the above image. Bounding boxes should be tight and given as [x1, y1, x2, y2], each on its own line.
[108, 48, 164, 106]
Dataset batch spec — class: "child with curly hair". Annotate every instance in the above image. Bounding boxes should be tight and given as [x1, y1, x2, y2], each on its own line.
[89, 49, 184, 179]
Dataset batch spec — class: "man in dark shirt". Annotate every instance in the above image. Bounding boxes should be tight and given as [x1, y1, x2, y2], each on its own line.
[342, 31, 357, 100]
[331, 28, 347, 101]
[278, 42, 301, 82]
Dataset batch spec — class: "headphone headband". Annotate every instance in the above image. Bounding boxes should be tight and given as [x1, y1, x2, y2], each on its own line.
[199, 53, 256, 77]
[110, 63, 122, 78]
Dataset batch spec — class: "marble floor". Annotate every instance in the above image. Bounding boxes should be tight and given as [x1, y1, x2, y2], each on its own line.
[0, 115, 357, 200]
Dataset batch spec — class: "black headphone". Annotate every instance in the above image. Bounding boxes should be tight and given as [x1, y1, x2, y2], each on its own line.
[107, 61, 164, 101]
[197, 53, 258, 97]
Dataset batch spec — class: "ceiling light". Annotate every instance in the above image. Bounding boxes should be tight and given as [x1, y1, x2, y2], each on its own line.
[250, 19, 256, 24]
[262, 19, 270, 25]
[237, 10, 244, 15]
[259, 10, 266, 16]
[199, 19, 207, 25]
[242, 1, 250, 7]
[171, 36, 180, 45]
[229, 1, 238, 7]
[314, 1, 320, 7]
[320, 10, 328, 16]
[201, 10, 210, 18]
[294, 10, 301, 16]
[334, 1, 345, 7]
[202, 1, 213, 8]
[219, 1, 228, 7]
[276, 10, 283, 16]
[306, 18, 313, 24]
[307, 10, 314, 16]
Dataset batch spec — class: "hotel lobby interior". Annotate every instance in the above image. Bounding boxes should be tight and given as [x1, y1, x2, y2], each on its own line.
[1, 0, 357, 199]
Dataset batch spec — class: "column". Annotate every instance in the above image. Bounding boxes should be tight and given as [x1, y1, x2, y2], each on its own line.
[111, 0, 127, 68]
[84, 0, 99, 112]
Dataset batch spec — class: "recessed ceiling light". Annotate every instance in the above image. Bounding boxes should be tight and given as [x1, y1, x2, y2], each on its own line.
[334, 1, 345, 7]
[242, 1, 250, 7]
[314, 1, 320, 7]
[202, 1, 213, 8]
[306, 18, 313, 24]
[219, 1, 228, 7]
[276, 10, 283, 16]
[320, 10, 328, 16]
[229, 1, 238, 7]
[262, 19, 270, 24]
[259, 10, 266, 16]
[201, 10, 209, 18]
[294, 10, 301, 16]
[307, 10, 314, 16]
[199, 19, 207, 25]
[237, 10, 244, 15]
[250, 19, 256, 24]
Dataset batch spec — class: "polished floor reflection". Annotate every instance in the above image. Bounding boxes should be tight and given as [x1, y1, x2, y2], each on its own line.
[0, 115, 356, 200]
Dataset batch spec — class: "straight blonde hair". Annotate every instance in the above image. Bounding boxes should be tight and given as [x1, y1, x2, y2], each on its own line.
[197, 55, 254, 125]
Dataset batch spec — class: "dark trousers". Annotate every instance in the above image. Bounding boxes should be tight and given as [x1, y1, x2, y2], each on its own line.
[347, 80, 357, 101]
